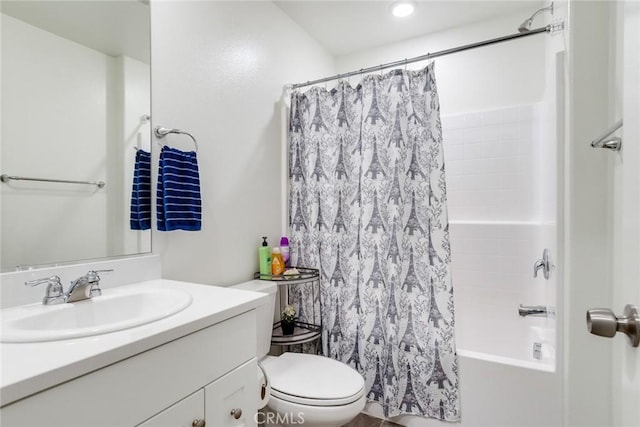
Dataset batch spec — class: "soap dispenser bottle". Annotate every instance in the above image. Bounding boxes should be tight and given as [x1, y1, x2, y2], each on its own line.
[259, 237, 271, 277]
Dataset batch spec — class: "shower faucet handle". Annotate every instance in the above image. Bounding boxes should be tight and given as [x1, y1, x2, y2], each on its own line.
[533, 248, 553, 280]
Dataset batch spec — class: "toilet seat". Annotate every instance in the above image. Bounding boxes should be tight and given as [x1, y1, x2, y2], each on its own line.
[264, 353, 365, 407]
[271, 386, 365, 407]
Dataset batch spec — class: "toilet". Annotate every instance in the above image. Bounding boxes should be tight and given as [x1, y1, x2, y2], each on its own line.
[232, 280, 366, 427]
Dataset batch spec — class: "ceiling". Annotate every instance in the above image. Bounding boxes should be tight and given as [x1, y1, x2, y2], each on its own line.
[1, 1, 150, 63]
[274, 1, 544, 56]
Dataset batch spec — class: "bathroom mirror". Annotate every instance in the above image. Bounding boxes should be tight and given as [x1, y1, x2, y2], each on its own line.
[0, 1, 151, 271]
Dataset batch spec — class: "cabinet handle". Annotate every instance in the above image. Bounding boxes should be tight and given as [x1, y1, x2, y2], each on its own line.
[230, 408, 242, 420]
[192, 419, 205, 427]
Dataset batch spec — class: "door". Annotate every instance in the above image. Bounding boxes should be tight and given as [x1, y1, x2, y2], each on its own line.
[611, 1, 640, 425]
[204, 359, 257, 427]
[136, 390, 205, 427]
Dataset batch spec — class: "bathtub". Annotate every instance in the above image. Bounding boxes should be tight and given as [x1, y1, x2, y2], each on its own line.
[363, 347, 561, 427]
[362, 221, 562, 426]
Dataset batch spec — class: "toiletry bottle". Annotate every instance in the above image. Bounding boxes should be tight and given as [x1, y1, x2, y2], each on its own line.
[271, 247, 285, 276]
[280, 236, 290, 267]
[259, 237, 271, 277]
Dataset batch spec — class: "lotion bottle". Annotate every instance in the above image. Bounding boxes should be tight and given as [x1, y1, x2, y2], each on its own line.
[280, 236, 290, 267]
[259, 237, 271, 277]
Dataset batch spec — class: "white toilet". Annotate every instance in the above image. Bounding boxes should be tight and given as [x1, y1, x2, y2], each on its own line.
[232, 280, 366, 427]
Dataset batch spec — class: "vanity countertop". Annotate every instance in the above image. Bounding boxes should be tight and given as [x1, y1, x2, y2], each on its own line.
[0, 279, 267, 407]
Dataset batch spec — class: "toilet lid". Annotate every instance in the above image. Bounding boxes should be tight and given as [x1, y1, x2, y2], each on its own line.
[264, 353, 365, 407]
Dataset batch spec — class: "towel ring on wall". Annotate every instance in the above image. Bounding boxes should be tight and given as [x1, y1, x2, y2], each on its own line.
[154, 126, 199, 152]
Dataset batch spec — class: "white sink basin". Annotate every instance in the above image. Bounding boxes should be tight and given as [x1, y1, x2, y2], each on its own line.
[1, 287, 193, 343]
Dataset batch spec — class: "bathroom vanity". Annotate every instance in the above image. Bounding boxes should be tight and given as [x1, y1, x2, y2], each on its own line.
[0, 280, 266, 427]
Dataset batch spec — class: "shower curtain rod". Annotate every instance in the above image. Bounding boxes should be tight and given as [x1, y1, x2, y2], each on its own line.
[289, 24, 561, 90]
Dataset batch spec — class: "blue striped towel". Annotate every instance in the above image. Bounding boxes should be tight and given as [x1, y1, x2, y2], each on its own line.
[130, 149, 151, 230]
[157, 146, 202, 231]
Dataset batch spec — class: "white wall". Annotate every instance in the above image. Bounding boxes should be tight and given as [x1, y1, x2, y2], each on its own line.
[336, 8, 546, 116]
[150, 1, 335, 286]
[443, 105, 541, 222]
[611, 3, 640, 425]
[563, 1, 615, 426]
[1, 14, 109, 268]
[107, 55, 152, 257]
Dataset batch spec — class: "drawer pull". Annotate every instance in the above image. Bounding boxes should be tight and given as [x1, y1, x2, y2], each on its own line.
[192, 419, 205, 427]
[230, 408, 242, 420]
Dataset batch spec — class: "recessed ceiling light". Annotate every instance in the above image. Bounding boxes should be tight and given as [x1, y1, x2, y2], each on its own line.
[391, 1, 415, 18]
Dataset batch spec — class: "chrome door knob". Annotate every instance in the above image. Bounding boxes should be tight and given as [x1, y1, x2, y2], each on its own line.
[586, 304, 640, 347]
[230, 408, 242, 420]
[192, 419, 205, 427]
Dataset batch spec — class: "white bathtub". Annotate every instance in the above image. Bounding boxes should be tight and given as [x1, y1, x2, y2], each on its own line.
[363, 221, 562, 426]
[363, 347, 561, 427]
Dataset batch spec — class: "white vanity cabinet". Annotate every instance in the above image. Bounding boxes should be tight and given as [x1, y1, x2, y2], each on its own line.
[1, 311, 258, 427]
[137, 360, 256, 427]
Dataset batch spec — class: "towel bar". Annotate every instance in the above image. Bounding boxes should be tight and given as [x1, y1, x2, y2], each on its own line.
[1, 174, 106, 188]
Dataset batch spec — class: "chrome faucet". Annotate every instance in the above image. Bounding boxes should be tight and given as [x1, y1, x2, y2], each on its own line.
[518, 304, 555, 318]
[25, 276, 66, 305]
[66, 270, 111, 303]
[25, 269, 113, 305]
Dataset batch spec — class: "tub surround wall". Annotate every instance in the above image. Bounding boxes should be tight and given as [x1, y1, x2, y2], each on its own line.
[443, 105, 556, 366]
[443, 105, 540, 221]
[150, 1, 335, 286]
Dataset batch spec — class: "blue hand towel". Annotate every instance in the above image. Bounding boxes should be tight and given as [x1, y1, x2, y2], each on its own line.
[130, 149, 151, 230]
[157, 146, 202, 231]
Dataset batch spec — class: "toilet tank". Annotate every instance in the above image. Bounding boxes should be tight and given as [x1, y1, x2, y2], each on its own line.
[231, 280, 277, 358]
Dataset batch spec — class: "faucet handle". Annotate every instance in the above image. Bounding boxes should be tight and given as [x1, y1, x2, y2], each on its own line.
[87, 269, 114, 278]
[85, 269, 113, 297]
[533, 248, 553, 280]
[25, 275, 61, 288]
[25, 276, 65, 305]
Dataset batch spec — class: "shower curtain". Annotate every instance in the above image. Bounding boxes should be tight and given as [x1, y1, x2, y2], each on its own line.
[288, 64, 459, 421]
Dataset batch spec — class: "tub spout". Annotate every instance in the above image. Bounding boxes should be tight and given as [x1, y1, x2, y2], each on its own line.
[519, 304, 555, 318]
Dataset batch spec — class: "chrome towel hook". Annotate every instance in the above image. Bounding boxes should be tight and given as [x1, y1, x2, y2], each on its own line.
[154, 126, 199, 152]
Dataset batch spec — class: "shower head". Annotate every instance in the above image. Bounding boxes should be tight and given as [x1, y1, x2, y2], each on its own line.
[518, 3, 554, 33]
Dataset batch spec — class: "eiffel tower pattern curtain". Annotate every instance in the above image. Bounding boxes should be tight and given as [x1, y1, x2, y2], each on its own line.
[288, 64, 459, 421]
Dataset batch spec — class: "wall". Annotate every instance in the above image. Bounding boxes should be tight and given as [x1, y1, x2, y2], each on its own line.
[1, 14, 109, 268]
[107, 55, 152, 257]
[611, 2, 640, 425]
[150, 1, 335, 285]
[335, 8, 546, 116]
[563, 2, 615, 426]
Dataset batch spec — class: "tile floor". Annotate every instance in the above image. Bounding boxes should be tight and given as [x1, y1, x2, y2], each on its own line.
[343, 413, 402, 427]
